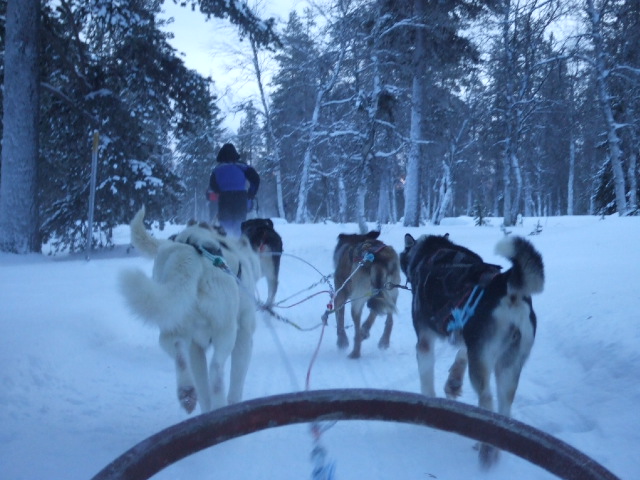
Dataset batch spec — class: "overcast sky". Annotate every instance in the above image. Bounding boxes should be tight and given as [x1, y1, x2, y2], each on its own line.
[160, 1, 308, 132]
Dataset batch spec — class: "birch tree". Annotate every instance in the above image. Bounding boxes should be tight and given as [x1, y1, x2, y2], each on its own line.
[294, 6, 348, 223]
[486, 0, 566, 225]
[587, 0, 640, 214]
[249, 35, 286, 218]
[584, 0, 629, 215]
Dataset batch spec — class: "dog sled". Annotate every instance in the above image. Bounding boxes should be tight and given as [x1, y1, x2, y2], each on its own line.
[92, 389, 618, 480]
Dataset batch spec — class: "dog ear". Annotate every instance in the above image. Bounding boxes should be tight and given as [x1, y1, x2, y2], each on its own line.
[404, 233, 416, 248]
[266, 219, 274, 228]
[366, 231, 381, 240]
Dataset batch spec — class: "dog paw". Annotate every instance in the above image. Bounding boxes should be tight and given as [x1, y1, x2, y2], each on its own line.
[337, 333, 349, 350]
[378, 337, 390, 349]
[348, 350, 361, 359]
[178, 386, 197, 414]
[360, 328, 371, 340]
[444, 379, 463, 398]
[478, 444, 499, 469]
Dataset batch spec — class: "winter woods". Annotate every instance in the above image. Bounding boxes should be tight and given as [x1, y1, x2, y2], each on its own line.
[1, 0, 639, 253]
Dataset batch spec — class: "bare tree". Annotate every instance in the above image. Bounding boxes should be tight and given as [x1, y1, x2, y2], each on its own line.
[294, 8, 348, 223]
[487, 0, 566, 225]
[247, 36, 286, 218]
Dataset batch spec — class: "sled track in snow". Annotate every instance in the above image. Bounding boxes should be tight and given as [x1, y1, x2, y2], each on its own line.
[92, 388, 619, 480]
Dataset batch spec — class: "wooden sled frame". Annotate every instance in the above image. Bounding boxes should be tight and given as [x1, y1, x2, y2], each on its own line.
[92, 389, 619, 480]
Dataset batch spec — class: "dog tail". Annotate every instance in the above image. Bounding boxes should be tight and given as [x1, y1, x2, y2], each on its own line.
[366, 258, 399, 314]
[129, 206, 161, 258]
[118, 254, 202, 332]
[495, 236, 544, 296]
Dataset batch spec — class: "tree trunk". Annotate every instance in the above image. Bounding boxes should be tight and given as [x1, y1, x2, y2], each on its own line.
[586, 0, 628, 215]
[502, 141, 513, 226]
[377, 177, 391, 225]
[432, 162, 452, 225]
[568, 135, 575, 215]
[403, 0, 426, 227]
[250, 38, 285, 219]
[295, 40, 346, 224]
[524, 172, 533, 217]
[628, 150, 638, 213]
[627, 125, 638, 213]
[0, 0, 41, 253]
[510, 151, 523, 221]
[338, 173, 347, 223]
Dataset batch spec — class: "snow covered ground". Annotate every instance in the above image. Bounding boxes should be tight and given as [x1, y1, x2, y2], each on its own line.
[1, 215, 638, 480]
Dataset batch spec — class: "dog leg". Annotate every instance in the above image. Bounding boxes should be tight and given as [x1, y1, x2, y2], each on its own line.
[348, 299, 366, 359]
[495, 321, 532, 417]
[266, 278, 278, 306]
[377, 313, 393, 350]
[468, 353, 498, 467]
[265, 273, 278, 307]
[445, 347, 468, 399]
[208, 354, 227, 410]
[495, 355, 525, 418]
[189, 342, 212, 412]
[416, 329, 437, 396]
[468, 351, 493, 411]
[360, 310, 376, 340]
[228, 324, 253, 404]
[260, 254, 279, 306]
[160, 333, 197, 414]
[334, 290, 349, 350]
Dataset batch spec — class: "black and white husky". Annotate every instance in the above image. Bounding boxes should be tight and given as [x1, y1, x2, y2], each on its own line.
[119, 207, 260, 414]
[400, 233, 544, 466]
[241, 218, 283, 307]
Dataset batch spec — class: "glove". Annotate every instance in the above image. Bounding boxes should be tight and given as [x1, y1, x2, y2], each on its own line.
[206, 189, 218, 202]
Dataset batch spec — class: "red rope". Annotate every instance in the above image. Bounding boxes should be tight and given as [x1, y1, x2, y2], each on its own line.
[277, 290, 333, 309]
[306, 321, 327, 391]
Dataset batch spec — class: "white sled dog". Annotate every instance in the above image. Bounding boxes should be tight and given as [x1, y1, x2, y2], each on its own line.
[119, 207, 260, 413]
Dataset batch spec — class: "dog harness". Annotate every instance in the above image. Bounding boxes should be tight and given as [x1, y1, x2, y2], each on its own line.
[350, 239, 387, 263]
[182, 239, 242, 279]
[420, 248, 501, 336]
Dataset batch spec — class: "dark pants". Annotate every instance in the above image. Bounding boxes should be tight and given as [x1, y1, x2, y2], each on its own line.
[218, 190, 248, 237]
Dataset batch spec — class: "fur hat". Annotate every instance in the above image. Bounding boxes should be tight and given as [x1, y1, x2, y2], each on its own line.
[216, 143, 240, 163]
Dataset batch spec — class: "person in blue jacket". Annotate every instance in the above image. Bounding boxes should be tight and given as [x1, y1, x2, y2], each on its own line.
[209, 143, 260, 237]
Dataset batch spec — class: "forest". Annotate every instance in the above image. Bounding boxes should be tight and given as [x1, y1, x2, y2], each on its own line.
[0, 0, 638, 253]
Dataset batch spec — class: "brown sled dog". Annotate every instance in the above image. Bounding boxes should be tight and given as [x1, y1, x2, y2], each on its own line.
[333, 231, 401, 358]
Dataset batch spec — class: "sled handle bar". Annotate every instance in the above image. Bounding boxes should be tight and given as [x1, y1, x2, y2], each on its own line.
[92, 388, 619, 480]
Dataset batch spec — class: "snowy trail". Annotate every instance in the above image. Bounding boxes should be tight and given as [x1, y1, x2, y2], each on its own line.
[0, 215, 638, 479]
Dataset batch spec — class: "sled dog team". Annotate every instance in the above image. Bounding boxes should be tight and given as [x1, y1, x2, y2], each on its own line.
[119, 207, 544, 467]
